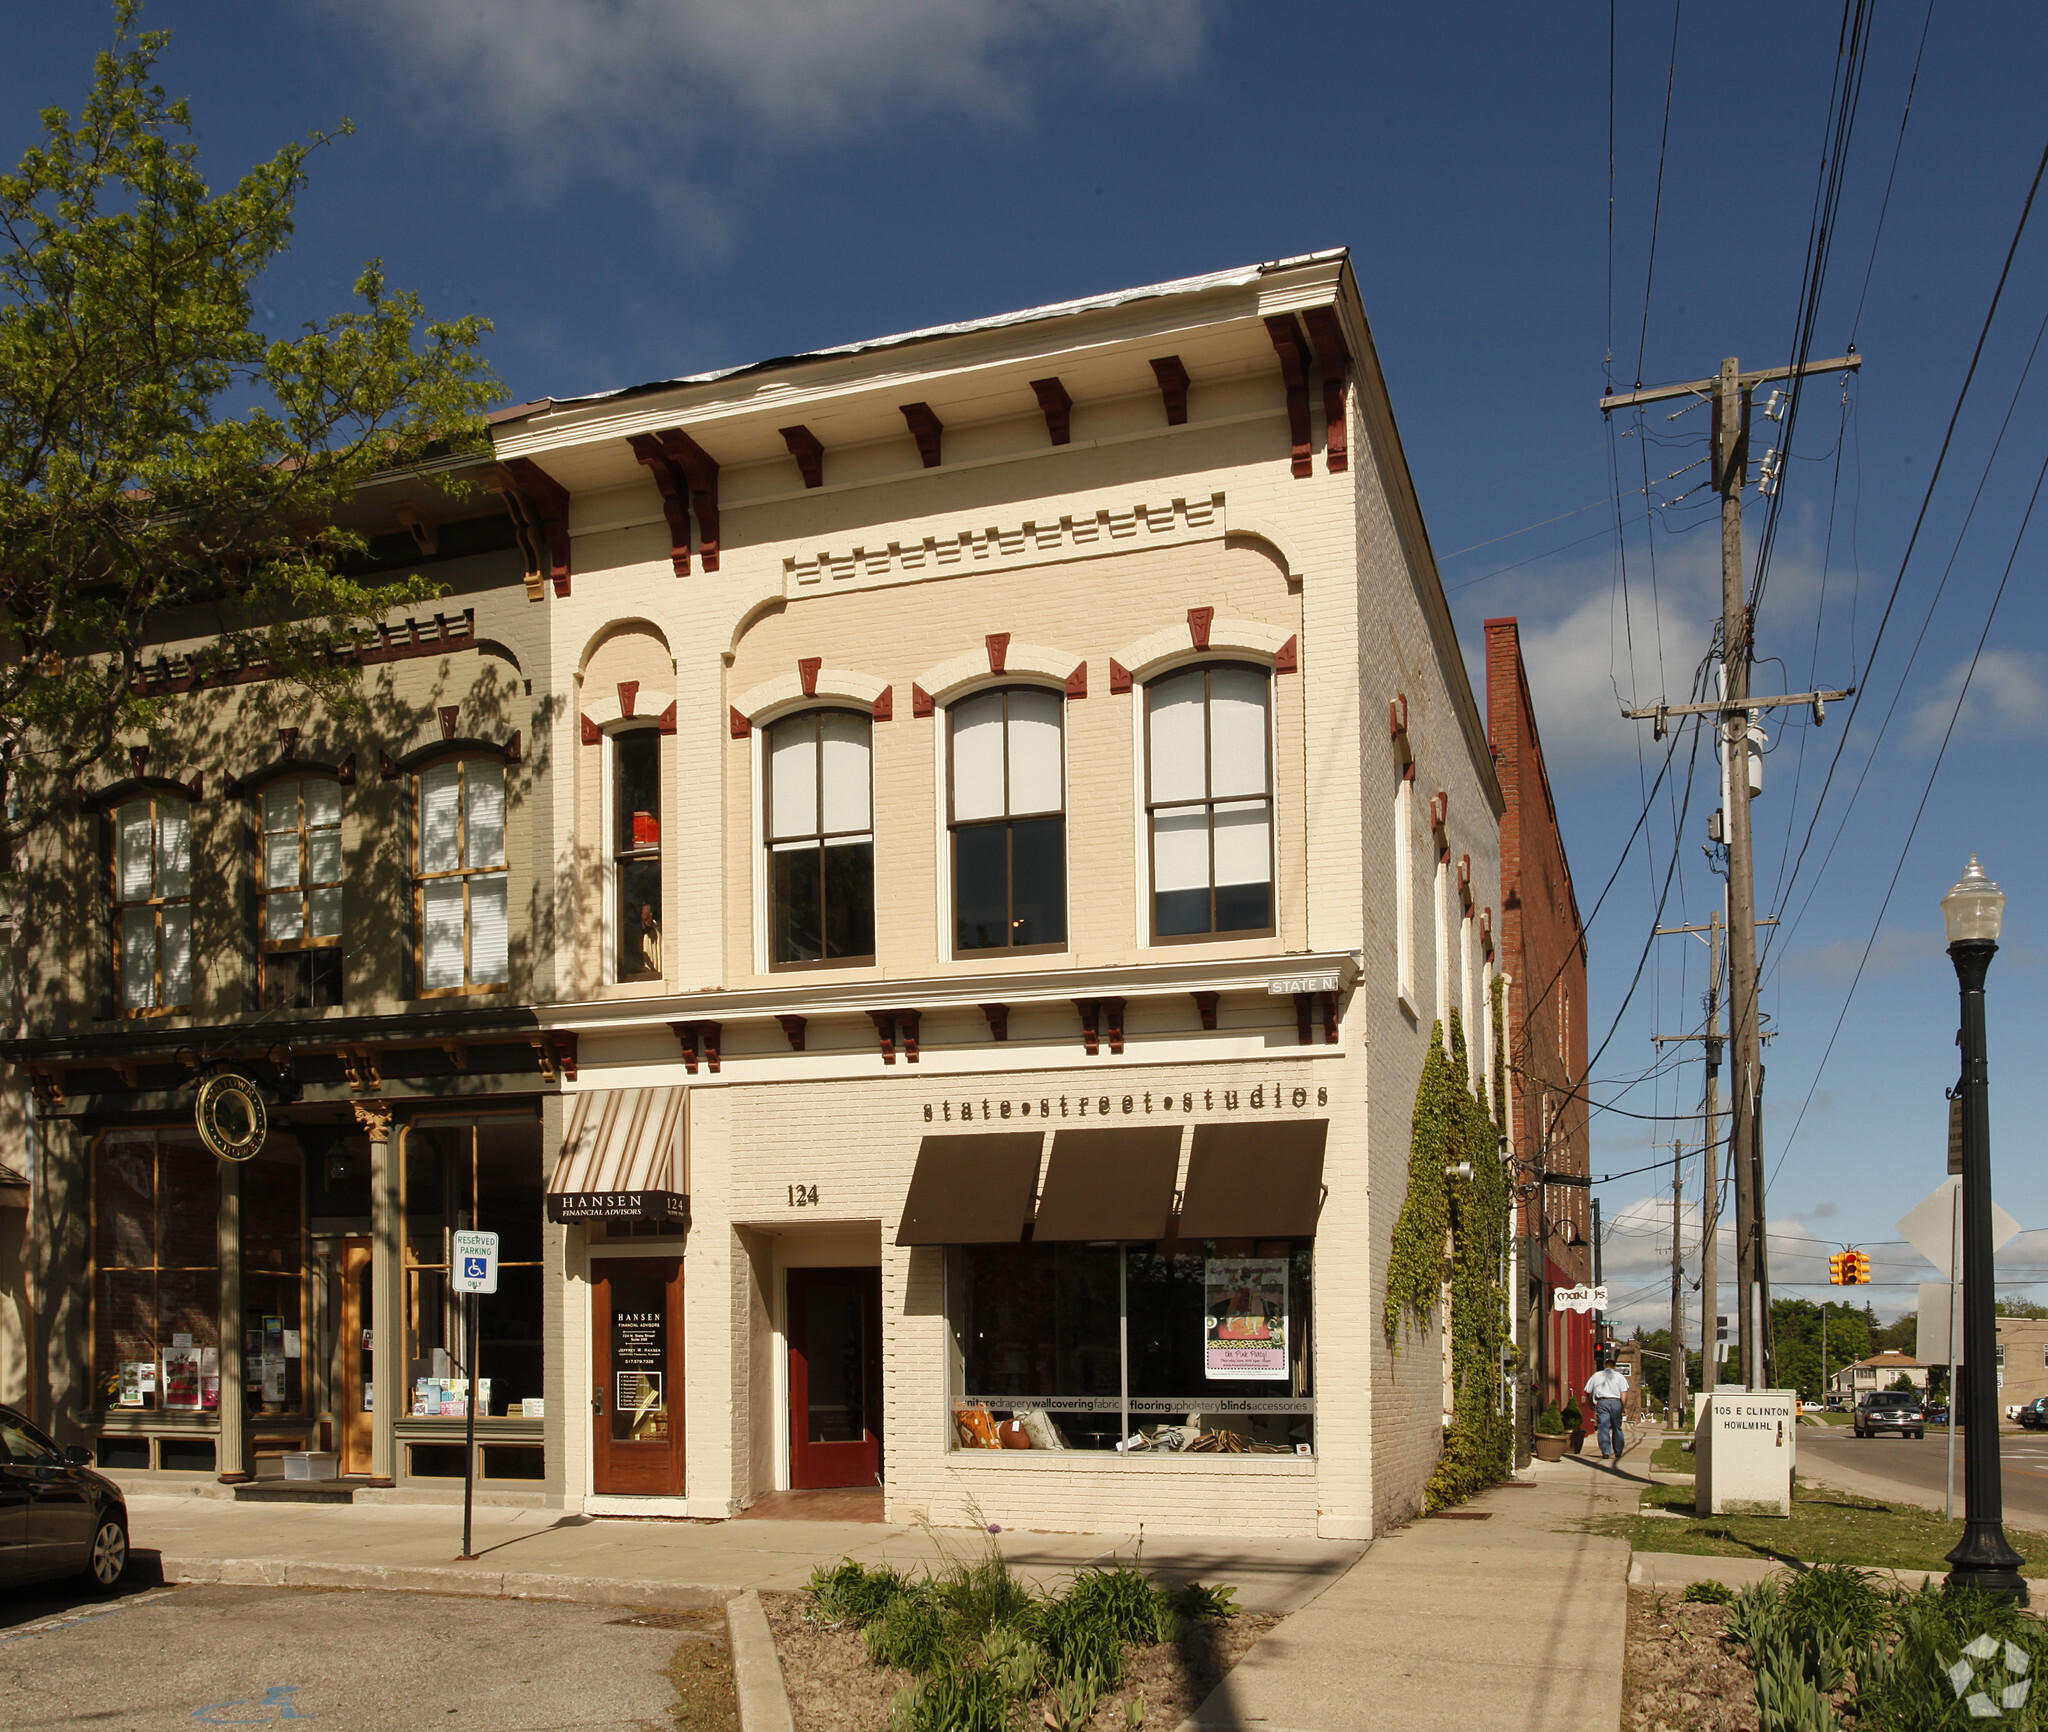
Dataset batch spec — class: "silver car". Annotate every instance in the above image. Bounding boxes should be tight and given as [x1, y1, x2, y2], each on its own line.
[1, 1405, 129, 1589]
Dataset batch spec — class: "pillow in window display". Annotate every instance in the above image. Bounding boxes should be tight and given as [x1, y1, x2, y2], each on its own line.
[996, 1418, 1031, 1449]
[1017, 1408, 1067, 1451]
[953, 1403, 1001, 1449]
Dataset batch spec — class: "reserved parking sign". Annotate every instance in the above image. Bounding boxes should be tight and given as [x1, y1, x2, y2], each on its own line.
[451, 1229, 500, 1294]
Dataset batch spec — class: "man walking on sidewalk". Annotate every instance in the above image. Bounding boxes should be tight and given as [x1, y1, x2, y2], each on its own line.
[1586, 1361, 1629, 1462]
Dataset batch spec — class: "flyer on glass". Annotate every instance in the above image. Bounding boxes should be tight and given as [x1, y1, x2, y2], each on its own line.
[1203, 1257, 1290, 1380]
[161, 1345, 203, 1409]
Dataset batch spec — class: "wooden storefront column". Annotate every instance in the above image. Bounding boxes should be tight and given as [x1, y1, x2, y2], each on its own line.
[358, 1101, 398, 1485]
[215, 1160, 246, 1482]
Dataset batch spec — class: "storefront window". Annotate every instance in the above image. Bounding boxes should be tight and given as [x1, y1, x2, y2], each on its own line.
[241, 1145, 307, 1415]
[950, 1239, 1313, 1455]
[401, 1118, 544, 1416]
[92, 1133, 219, 1411]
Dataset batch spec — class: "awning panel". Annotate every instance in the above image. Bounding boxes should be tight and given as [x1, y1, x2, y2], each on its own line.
[546, 1087, 688, 1222]
[1031, 1127, 1182, 1242]
[895, 1132, 1043, 1246]
[1175, 1121, 1327, 1239]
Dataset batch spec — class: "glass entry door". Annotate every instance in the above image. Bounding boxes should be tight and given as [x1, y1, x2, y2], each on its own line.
[591, 1258, 685, 1497]
[337, 1237, 373, 1476]
[787, 1267, 883, 1490]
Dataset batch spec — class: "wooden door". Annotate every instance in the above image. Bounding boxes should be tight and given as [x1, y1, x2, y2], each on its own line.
[592, 1258, 686, 1497]
[337, 1238, 374, 1476]
[788, 1267, 883, 1490]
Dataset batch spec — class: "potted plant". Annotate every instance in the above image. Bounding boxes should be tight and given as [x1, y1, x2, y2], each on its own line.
[1562, 1400, 1586, 1454]
[1532, 1402, 1569, 1462]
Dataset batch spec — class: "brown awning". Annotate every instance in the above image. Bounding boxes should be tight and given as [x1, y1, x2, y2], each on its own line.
[1030, 1127, 1183, 1242]
[546, 1088, 689, 1222]
[1176, 1120, 1328, 1239]
[895, 1132, 1043, 1245]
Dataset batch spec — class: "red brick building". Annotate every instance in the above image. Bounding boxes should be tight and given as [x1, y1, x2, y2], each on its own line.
[1484, 619, 1592, 1442]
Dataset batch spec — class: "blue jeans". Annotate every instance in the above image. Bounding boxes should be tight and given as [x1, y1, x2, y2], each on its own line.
[1595, 1399, 1625, 1457]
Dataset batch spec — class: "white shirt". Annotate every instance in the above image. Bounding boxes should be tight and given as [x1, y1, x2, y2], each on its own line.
[1586, 1368, 1629, 1403]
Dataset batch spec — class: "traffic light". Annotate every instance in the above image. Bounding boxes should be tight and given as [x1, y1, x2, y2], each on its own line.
[1849, 1250, 1872, 1286]
[1828, 1252, 1849, 1285]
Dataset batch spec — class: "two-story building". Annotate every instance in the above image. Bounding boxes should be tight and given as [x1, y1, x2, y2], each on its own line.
[13, 250, 1518, 1541]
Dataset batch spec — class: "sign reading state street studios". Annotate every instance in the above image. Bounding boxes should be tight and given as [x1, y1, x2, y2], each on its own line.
[925, 1079, 1331, 1124]
[546, 1189, 691, 1224]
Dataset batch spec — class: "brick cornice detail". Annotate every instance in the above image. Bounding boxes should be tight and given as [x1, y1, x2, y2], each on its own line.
[627, 433, 694, 576]
[1149, 356, 1190, 425]
[779, 424, 824, 488]
[871, 685, 893, 722]
[1301, 306, 1353, 474]
[985, 633, 1010, 674]
[1029, 377, 1072, 445]
[798, 657, 821, 698]
[912, 684, 934, 718]
[729, 707, 751, 739]
[491, 459, 572, 596]
[1109, 660, 1132, 694]
[900, 402, 943, 468]
[1187, 606, 1214, 651]
[1065, 662, 1087, 699]
[1263, 315, 1314, 478]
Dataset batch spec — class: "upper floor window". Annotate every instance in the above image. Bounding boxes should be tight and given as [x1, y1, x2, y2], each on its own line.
[613, 729, 662, 982]
[949, 687, 1066, 953]
[260, 776, 343, 1009]
[1144, 664, 1273, 940]
[113, 791, 192, 1012]
[415, 756, 508, 994]
[765, 709, 873, 966]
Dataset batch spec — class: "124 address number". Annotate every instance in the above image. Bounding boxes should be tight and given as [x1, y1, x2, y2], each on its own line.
[787, 1184, 820, 1207]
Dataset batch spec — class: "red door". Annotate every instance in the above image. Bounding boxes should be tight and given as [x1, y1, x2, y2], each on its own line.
[788, 1268, 883, 1490]
[592, 1258, 686, 1497]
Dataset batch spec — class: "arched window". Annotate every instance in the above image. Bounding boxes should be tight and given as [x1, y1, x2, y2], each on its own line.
[113, 791, 193, 1011]
[948, 687, 1065, 953]
[613, 727, 662, 981]
[1143, 663, 1273, 939]
[765, 709, 873, 966]
[259, 776, 344, 1008]
[415, 756, 508, 993]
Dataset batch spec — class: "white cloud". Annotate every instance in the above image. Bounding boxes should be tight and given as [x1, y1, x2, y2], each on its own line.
[1909, 649, 2048, 751]
[1783, 926, 1943, 983]
[324, 0, 1210, 173]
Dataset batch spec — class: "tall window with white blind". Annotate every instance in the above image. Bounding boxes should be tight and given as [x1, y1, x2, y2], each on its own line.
[1144, 664, 1273, 940]
[1394, 773, 1415, 1006]
[765, 710, 874, 966]
[113, 791, 193, 1012]
[949, 687, 1066, 953]
[415, 757, 509, 994]
[260, 776, 344, 1008]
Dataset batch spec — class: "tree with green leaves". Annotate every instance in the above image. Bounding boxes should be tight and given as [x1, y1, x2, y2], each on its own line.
[0, 3, 501, 840]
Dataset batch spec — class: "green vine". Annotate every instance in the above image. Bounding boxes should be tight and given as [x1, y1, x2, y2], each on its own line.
[1385, 1008, 1515, 1513]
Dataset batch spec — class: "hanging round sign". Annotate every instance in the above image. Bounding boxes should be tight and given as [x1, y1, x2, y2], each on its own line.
[195, 1072, 268, 1162]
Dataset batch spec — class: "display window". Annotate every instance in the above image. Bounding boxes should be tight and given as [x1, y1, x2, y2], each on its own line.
[240, 1144, 308, 1415]
[92, 1132, 220, 1411]
[401, 1118, 544, 1416]
[948, 1239, 1313, 1456]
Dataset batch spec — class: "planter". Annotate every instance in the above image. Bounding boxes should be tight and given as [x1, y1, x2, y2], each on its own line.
[1531, 1433, 1568, 1463]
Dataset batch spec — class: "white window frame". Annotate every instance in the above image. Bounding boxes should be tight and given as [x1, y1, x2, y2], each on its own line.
[412, 754, 510, 997]
[112, 789, 194, 1014]
[605, 724, 665, 987]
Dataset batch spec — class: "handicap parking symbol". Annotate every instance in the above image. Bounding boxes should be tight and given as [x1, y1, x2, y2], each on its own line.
[463, 1255, 488, 1280]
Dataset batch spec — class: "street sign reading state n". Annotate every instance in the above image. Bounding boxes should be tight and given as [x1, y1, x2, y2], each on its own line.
[451, 1230, 499, 1295]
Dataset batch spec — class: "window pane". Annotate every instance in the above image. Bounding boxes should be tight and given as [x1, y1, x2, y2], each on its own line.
[821, 839, 874, 959]
[310, 885, 342, 940]
[262, 784, 297, 835]
[476, 1121, 543, 1263]
[422, 878, 465, 990]
[94, 1140, 155, 1267]
[121, 907, 158, 1009]
[618, 858, 662, 977]
[470, 872, 510, 984]
[404, 1125, 455, 1264]
[615, 730, 661, 852]
[1152, 806, 1209, 893]
[266, 831, 301, 890]
[308, 828, 341, 885]
[157, 799, 192, 898]
[117, 802, 154, 900]
[1147, 671, 1208, 804]
[767, 720, 817, 841]
[1009, 815, 1066, 948]
[161, 904, 192, 1006]
[465, 760, 507, 870]
[419, 762, 460, 873]
[771, 842, 821, 963]
[266, 890, 304, 942]
[1006, 689, 1063, 816]
[1213, 799, 1272, 895]
[953, 824, 1009, 952]
[958, 1243, 1121, 1449]
[950, 693, 1005, 823]
[304, 778, 342, 831]
[1209, 669, 1270, 798]
[158, 1144, 220, 1269]
[818, 712, 871, 835]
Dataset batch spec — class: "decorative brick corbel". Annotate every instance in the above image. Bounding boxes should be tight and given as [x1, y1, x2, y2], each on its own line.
[1109, 660, 1132, 695]
[1065, 663, 1087, 699]
[1187, 607, 1214, 651]
[1322, 992, 1341, 1045]
[895, 1009, 921, 1064]
[278, 727, 300, 760]
[1191, 990, 1219, 1030]
[979, 1003, 1009, 1042]
[1029, 377, 1072, 445]
[496, 458, 573, 595]
[184, 773, 204, 801]
[337, 753, 358, 787]
[657, 428, 721, 572]
[618, 681, 639, 719]
[798, 657, 821, 698]
[670, 1020, 721, 1074]
[438, 705, 459, 740]
[1480, 907, 1494, 955]
[868, 1009, 899, 1065]
[1429, 790, 1449, 831]
[1294, 992, 1317, 1047]
[628, 432, 693, 576]
[581, 715, 601, 746]
[1264, 315, 1315, 478]
[780, 425, 824, 489]
[776, 1015, 807, 1053]
[1301, 306, 1353, 474]
[900, 402, 943, 468]
[985, 633, 1010, 674]
[1457, 854, 1473, 899]
[1275, 635, 1298, 674]
[379, 751, 401, 781]
[129, 745, 148, 778]
[1149, 356, 1190, 425]
[1101, 997, 1125, 1055]
[549, 1032, 579, 1082]
[729, 707, 751, 739]
[506, 731, 523, 765]
[871, 686, 893, 722]
[1072, 999, 1100, 1057]
[658, 703, 677, 736]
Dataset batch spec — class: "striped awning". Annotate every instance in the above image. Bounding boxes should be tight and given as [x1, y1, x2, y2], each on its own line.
[545, 1088, 689, 1223]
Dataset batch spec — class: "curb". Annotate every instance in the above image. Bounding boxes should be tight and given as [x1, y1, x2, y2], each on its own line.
[726, 1589, 797, 1732]
[159, 1554, 738, 1611]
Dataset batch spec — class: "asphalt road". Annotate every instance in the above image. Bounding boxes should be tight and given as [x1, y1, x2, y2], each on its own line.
[0, 1579, 716, 1730]
[1798, 1423, 2048, 1533]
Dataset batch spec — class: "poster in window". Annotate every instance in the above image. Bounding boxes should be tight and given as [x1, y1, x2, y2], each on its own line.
[1203, 1257, 1290, 1381]
[118, 1361, 152, 1407]
[612, 1304, 668, 1441]
[161, 1345, 203, 1409]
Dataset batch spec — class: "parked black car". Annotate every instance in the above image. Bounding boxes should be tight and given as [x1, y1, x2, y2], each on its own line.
[2017, 1397, 2048, 1431]
[1854, 1391, 1927, 1439]
[0, 1404, 129, 1589]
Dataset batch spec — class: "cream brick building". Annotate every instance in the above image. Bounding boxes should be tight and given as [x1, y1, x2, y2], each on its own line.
[10, 250, 1507, 1543]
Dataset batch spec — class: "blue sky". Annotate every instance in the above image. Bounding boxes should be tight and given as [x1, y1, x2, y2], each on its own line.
[9, 2, 2048, 1333]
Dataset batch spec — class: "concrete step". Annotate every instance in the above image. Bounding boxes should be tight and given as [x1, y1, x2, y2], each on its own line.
[233, 1482, 356, 1505]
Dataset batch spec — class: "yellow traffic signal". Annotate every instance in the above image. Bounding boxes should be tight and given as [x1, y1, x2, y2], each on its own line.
[1828, 1252, 1848, 1285]
[1850, 1251, 1872, 1285]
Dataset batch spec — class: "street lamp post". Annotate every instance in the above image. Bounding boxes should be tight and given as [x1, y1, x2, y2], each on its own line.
[1941, 855, 2027, 1603]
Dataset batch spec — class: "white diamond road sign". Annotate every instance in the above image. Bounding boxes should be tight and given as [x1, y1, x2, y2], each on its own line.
[1896, 1177, 2019, 1276]
[450, 1229, 499, 1295]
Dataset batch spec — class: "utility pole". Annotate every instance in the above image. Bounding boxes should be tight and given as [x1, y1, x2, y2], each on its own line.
[1655, 911, 1731, 1388]
[1604, 351, 1861, 1390]
[1654, 1139, 1689, 1426]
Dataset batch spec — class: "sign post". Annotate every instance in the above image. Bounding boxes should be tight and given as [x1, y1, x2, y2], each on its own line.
[449, 1229, 499, 1560]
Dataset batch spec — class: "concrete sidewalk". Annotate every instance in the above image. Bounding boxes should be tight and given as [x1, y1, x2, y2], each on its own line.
[121, 1493, 1362, 1617]
[1175, 1453, 1641, 1732]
